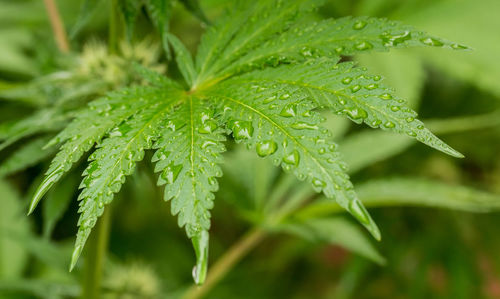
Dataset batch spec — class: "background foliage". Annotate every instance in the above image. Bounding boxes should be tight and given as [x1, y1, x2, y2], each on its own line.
[0, 0, 499, 298]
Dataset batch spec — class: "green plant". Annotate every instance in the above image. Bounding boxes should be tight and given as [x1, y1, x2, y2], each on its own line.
[10, 0, 470, 280]
[3, 0, 500, 298]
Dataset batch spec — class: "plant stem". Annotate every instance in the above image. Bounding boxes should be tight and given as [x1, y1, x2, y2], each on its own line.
[43, 0, 70, 53]
[183, 228, 266, 299]
[108, 0, 120, 54]
[43, 0, 69, 53]
[82, 208, 111, 299]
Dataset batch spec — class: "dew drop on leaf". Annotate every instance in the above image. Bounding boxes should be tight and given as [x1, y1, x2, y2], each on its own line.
[312, 178, 326, 188]
[380, 30, 411, 46]
[279, 104, 297, 117]
[291, 122, 319, 130]
[383, 121, 395, 128]
[379, 93, 392, 100]
[230, 120, 254, 140]
[283, 150, 300, 166]
[198, 120, 217, 134]
[355, 41, 373, 51]
[256, 140, 278, 157]
[420, 37, 444, 47]
[343, 107, 368, 120]
[341, 77, 353, 85]
[161, 163, 183, 184]
[350, 85, 361, 93]
[353, 20, 367, 30]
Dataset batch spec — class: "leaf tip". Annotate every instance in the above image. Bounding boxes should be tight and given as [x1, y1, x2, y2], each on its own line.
[69, 244, 83, 272]
[192, 230, 210, 285]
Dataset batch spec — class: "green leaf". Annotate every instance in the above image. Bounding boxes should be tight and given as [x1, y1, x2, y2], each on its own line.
[70, 0, 103, 38]
[0, 109, 66, 151]
[220, 16, 468, 78]
[297, 178, 500, 219]
[28, 86, 171, 215]
[356, 178, 500, 212]
[153, 96, 225, 237]
[146, 0, 172, 57]
[339, 110, 500, 174]
[70, 93, 181, 269]
[194, 0, 324, 84]
[397, 0, 500, 98]
[229, 57, 462, 158]
[0, 135, 56, 177]
[0, 279, 79, 299]
[277, 217, 385, 264]
[178, 0, 209, 24]
[152, 96, 226, 284]
[208, 80, 380, 240]
[0, 179, 30, 278]
[167, 33, 197, 87]
[118, 0, 141, 41]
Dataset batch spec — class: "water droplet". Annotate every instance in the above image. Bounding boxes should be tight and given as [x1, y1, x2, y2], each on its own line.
[300, 47, 313, 57]
[279, 104, 297, 117]
[230, 120, 254, 140]
[373, 75, 381, 81]
[353, 20, 367, 30]
[420, 37, 443, 47]
[280, 93, 290, 100]
[405, 117, 414, 123]
[390, 106, 400, 112]
[312, 178, 326, 188]
[355, 41, 373, 51]
[256, 140, 278, 157]
[263, 95, 277, 103]
[343, 107, 368, 120]
[380, 93, 392, 100]
[291, 122, 318, 130]
[198, 120, 217, 134]
[451, 43, 468, 50]
[350, 85, 361, 93]
[161, 163, 183, 184]
[283, 150, 300, 166]
[383, 121, 395, 128]
[341, 77, 353, 85]
[380, 30, 411, 46]
[365, 83, 378, 90]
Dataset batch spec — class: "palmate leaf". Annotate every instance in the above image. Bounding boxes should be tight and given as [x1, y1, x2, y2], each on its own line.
[28, 0, 469, 285]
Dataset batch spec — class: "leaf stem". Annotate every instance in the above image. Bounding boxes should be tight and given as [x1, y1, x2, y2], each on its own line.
[183, 228, 266, 299]
[43, 0, 70, 53]
[82, 208, 111, 299]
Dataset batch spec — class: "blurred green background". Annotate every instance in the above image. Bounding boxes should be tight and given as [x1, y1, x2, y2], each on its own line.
[1, 0, 500, 298]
